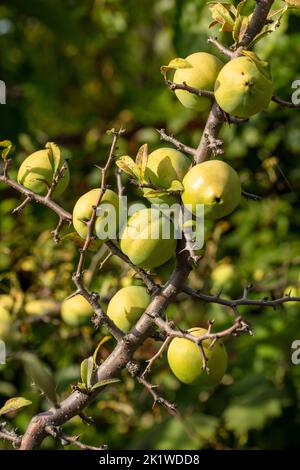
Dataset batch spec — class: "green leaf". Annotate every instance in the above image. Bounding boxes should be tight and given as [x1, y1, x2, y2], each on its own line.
[223, 375, 286, 434]
[21, 353, 58, 406]
[239, 16, 249, 41]
[232, 1, 249, 45]
[167, 180, 184, 192]
[208, 20, 219, 29]
[208, 1, 237, 15]
[285, 0, 300, 7]
[80, 356, 94, 389]
[160, 58, 192, 79]
[0, 140, 13, 161]
[93, 335, 112, 366]
[248, 5, 289, 47]
[116, 156, 139, 179]
[143, 189, 169, 198]
[181, 219, 196, 230]
[236, 0, 248, 15]
[106, 128, 116, 135]
[233, 15, 242, 43]
[34, 178, 51, 189]
[61, 232, 100, 252]
[208, 2, 236, 32]
[45, 142, 62, 174]
[80, 358, 89, 386]
[76, 382, 88, 392]
[241, 50, 272, 80]
[91, 378, 120, 392]
[224, 398, 282, 434]
[135, 144, 148, 184]
[0, 397, 32, 416]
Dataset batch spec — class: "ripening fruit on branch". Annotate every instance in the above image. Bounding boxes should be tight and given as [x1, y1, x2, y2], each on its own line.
[145, 148, 191, 188]
[167, 327, 228, 386]
[181, 160, 241, 219]
[24, 299, 58, 316]
[17, 145, 70, 196]
[173, 52, 223, 111]
[61, 294, 94, 326]
[0, 306, 11, 340]
[143, 147, 191, 205]
[107, 286, 150, 332]
[120, 208, 177, 269]
[0, 295, 13, 311]
[0, 295, 13, 339]
[72, 188, 120, 240]
[214, 56, 273, 118]
[211, 262, 237, 294]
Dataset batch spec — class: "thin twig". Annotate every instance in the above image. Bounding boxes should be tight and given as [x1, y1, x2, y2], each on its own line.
[0, 171, 72, 223]
[71, 130, 127, 341]
[0, 422, 22, 448]
[141, 336, 172, 378]
[224, 114, 249, 125]
[165, 80, 214, 99]
[137, 376, 178, 416]
[72, 278, 124, 340]
[272, 95, 300, 109]
[45, 426, 107, 450]
[85, 244, 112, 288]
[116, 168, 125, 197]
[130, 179, 161, 191]
[105, 240, 159, 293]
[208, 37, 235, 58]
[242, 190, 263, 201]
[154, 316, 250, 371]
[156, 128, 197, 157]
[183, 285, 300, 309]
[11, 196, 32, 214]
[51, 217, 66, 243]
[45, 160, 69, 199]
[75, 129, 125, 278]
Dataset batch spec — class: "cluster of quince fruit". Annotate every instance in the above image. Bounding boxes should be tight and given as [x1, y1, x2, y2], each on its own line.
[165, 50, 273, 118]
[9, 46, 275, 388]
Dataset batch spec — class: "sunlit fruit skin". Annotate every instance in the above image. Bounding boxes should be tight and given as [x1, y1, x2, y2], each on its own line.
[72, 188, 120, 240]
[173, 52, 223, 111]
[214, 57, 273, 118]
[0, 295, 13, 311]
[143, 147, 191, 205]
[145, 148, 191, 188]
[17, 149, 70, 196]
[107, 286, 150, 332]
[142, 189, 179, 206]
[24, 299, 58, 316]
[211, 263, 236, 293]
[167, 327, 228, 385]
[0, 306, 12, 339]
[61, 294, 94, 326]
[182, 160, 241, 219]
[120, 208, 177, 270]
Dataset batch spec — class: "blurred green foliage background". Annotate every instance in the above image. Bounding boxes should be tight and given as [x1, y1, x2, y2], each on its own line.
[1, 0, 300, 450]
